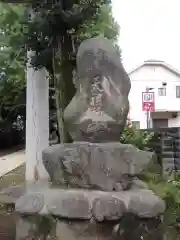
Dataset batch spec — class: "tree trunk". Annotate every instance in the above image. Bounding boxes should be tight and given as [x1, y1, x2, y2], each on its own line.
[25, 51, 49, 182]
[52, 46, 67, 143]
[60, 33, 76, 108]
[54, 33, 75, 143]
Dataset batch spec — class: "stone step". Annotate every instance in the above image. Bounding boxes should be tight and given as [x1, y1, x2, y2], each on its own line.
[14, 187, 165, 220]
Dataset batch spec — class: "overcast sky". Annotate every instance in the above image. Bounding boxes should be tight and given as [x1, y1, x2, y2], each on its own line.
[112, 0, 180, 72]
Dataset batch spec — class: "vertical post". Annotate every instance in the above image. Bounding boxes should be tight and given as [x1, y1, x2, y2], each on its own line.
[25, 51, 49, 182]
[146, 111, 149, 128]
[146, 87, 149, 129]
[145, 87, 154, 129]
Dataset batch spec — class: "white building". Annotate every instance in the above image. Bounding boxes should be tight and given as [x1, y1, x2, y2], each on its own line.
[128, 60, 180, 129]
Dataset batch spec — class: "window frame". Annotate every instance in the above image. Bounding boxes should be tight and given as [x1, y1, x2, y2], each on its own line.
[176, 86, 180, 98]
[158, 87, 166, 96]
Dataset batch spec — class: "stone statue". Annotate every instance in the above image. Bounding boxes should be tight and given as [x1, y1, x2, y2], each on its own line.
[64, 36, 131, 142]
[41, 37, 162, 193]
[0, 36, 164, 240]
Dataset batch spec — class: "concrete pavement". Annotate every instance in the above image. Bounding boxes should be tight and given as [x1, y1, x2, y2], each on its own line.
[0, 150, 25, 177]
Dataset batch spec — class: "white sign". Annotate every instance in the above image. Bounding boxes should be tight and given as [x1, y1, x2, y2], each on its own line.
[142, 92, 154, 102]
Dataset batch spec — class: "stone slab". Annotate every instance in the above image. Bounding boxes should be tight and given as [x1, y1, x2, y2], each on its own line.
[42, 142, 153, 191]
[92, 196, 125, 221]
[48, 192, 92, 219]
[0, 180, 49, 205]
[16, 192, 44, 214]
[15, 188, 165, 219]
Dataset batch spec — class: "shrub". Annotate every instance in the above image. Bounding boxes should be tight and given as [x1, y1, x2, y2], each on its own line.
[120, 123, 154, 151]
[121, 123, 180, 238]
[146, 173, 180, 238]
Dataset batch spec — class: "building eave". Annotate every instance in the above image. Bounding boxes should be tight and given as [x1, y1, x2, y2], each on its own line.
[128, 60, 180, 77]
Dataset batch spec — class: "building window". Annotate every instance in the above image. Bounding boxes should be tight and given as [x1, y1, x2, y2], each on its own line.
[158, 87, 166, 96]
[176, 86, 180, 98]
[132, 121, 140, 129]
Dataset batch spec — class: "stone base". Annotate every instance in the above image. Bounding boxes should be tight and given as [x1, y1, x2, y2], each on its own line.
[13, 188, 165, 219]
[0, 184, 165, 240]
[42, 142, 153, 191]
[56, 217, 163, 240]
[0, 184, 165, 219]
[15, 215, 164, 240]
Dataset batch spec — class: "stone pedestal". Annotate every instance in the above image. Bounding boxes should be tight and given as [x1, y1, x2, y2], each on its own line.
[15, 214, 164, 240]
[42, 142, 153, 191]
[56, 217, 163, 240]
[15, 215, 164, 240]
[12, 37, 166, 240]
[16, 215, 56, 240]
[14, 188, 165, 218]
[13, 187, 165, 240]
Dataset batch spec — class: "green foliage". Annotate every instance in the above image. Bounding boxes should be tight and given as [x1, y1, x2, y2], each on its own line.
[76, 3, 119, 40]
[75, 3, 120, 56]
[122, 122, 180, 237]
[143, 171, 180, 238]
[0, 1, 120, 143]
[22, 0, 120, 71]
[0, 0, 120, 70]
[0, 3, 26, 129]
[21, 0, 120, 142]
[151, 182, 180, 238]
[120, 124, 154, 151]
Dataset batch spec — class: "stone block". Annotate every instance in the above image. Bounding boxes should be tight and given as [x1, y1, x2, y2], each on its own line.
[126, 189, 165, 218]
[56, 220, 117, 240]
[47, 192, 92, 219]
[16, 192, 44, 214]
[92, 196, 125, 221]
[15, 188, 165, 219]
[42, 142, 153, 191]
[131, 179, 148, 190]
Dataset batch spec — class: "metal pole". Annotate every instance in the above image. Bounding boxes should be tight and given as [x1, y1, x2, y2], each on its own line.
[147, 111, 149, 128]
[146, 87, 149, 129]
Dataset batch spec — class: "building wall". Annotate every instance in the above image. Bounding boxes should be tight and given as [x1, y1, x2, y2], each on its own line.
[168, 115, 180, 127]
[129, 64, 180, 128]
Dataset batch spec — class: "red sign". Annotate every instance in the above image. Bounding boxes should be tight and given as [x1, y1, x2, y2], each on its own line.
[142, 92, 155, 112]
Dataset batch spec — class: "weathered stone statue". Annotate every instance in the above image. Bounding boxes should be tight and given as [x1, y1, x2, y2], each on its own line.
[42, 37, 154, 192]
[0, 36, 165, 240]
[64, 37, 130, 142]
